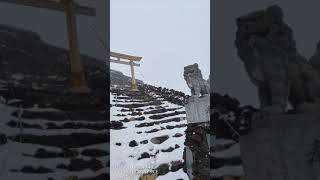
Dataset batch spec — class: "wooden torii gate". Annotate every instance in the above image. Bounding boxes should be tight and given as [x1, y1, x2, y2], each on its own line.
[0, 0, 96, 91]
[110, 51, 142, 91]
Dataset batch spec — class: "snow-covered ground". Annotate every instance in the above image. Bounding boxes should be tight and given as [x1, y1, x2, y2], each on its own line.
[0, 90, 109, 179]
[110, 90, 190, 180]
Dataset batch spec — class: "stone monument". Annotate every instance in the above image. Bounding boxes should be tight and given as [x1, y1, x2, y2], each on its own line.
[183, 63, 210, 180]
[235, 5, 320, 180]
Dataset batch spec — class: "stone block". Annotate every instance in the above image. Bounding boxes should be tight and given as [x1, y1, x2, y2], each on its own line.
[185, 94, 210, 124]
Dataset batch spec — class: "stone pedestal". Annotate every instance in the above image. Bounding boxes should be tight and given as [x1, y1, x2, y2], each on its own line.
[184, 94, 210, 180]
[240, 113, 320, 180]
[185, 95, 210, 124]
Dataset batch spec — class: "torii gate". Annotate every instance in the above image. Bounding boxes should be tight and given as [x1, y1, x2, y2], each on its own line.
[0, 0, 96, 91]
[110, 51, 142, 91]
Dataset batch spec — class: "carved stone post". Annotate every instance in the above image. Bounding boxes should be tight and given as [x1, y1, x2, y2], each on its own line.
[183, 63, 210, 180]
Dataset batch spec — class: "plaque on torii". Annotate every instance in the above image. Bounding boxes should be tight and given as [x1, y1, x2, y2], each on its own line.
[110, 51, 142, 91]
[0, 0, 96, 92]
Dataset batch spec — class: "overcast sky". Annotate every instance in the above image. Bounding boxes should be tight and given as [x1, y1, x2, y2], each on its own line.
[111, 0, 210, 95]
[213, 0, 320, 107]
[0, 1, 108, 60]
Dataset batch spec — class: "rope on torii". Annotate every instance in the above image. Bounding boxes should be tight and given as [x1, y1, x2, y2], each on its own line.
[0, 0, 96, 92]
[110, 51, 142, 91]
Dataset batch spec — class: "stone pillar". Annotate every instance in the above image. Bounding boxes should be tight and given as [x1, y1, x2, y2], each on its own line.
[130, 60, 138, 91]
[183, 63, 210, 179]
[240, 113, 320, 180]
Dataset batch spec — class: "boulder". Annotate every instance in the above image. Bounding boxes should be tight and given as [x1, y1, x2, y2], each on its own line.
[129, 140, 138, 147]
[151, 135, 169, 144]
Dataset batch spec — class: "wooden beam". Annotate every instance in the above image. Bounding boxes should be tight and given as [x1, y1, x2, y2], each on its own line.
[110, 59, 140, 67]
[0, 0, 96, 16]
[110, 51, 142, 61]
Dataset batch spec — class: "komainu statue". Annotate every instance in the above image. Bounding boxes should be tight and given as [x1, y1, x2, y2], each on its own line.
[184, 63, 210, 97]
[235, 5, 320, 114]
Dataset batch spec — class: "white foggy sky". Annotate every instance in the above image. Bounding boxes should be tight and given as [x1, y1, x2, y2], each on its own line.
[111, 0, 210, 95]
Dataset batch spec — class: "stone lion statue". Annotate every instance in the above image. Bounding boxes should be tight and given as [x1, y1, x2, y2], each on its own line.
[184, 63, 209, 96]
[235, 5, 320, 114]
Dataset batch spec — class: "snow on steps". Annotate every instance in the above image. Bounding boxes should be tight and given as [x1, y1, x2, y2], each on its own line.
[0, 87, 109, 180]
[110, 88, 189, 180]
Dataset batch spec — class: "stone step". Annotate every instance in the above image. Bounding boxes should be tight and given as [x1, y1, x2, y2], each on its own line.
[9, 133, 109, 148]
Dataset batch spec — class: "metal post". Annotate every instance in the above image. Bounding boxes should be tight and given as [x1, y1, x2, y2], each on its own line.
[130, 60, 138, 91]
[63, 0, 89, 91]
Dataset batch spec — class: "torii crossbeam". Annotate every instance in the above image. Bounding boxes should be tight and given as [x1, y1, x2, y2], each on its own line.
[110, 51, 142, 91]
[0, 0, 96, 92]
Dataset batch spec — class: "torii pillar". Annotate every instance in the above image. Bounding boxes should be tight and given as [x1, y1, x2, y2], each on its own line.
[63, 0, 89, 91]
[130, 60, 138, 91]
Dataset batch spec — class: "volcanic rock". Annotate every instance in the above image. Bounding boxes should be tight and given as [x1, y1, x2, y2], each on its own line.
[151, 135, 169, 144]
[129, 140, 138, 147]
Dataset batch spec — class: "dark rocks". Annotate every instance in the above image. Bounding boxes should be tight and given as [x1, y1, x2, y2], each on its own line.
[67, 110, 106, 121]
[135, 117, 182, 128]
[9, 133, 108, 148]
[161, 144, 180, 153]
[156, 163, 170, 176]
[6, 120, 43, 129]
[134, 116, 145, 121]
[115, 142, 122, 146]
[149, 111, 185, 120]
[161, 147, 174, 152]
[129, 140, 138, 147]
[57, 158, 103, 172]
[79, 173, 110, 180]
[11, 110, 68, 121]
[143, 108, 167, 114]
[140, 140, 148, 144]
[185, 123, 210, 179]
[0, 134, 7, 145]
[140, 85, 188, 105]
[138, 152, 150, 160]
[145, 128, 160, 133]
[173, 133, 183, 138]
[46, 122, 107, 131]
[115, 100, 162, 109]
[212, 93, 257, 139]
[211, 93, 240, 113]
[24, 148, 78, 159]
[110, 121, 125, 130]
[81, 149, 109, 157]
[151, 135, 169, 144]
[18, 166, 53, 173]
[166, 124, 187, 129]
[171, 161, 184, 172]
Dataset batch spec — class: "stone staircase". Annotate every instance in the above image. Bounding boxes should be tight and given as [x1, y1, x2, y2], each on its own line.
[110, 86, 189, 180]
[0, 83, 109, 180]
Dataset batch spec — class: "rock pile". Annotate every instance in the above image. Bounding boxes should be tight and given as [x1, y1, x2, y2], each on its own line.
[211, 92, 257, 180]
[140, 84, 189, 106]
[184, 123, 210, 180]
